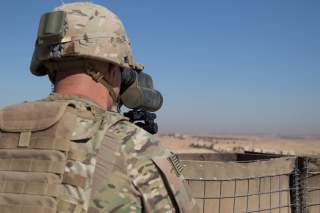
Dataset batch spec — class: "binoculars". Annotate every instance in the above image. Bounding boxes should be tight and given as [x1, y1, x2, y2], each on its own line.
[120, 69, 163, 112]
[120, 69, 163, 134]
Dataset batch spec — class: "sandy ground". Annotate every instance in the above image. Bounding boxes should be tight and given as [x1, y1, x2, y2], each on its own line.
[159, 134, 320, 156]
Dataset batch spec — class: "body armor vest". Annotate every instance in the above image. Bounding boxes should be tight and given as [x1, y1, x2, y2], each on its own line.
[0, 100, 120, 213]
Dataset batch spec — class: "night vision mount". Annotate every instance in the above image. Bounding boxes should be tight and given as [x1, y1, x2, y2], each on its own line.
[120, 68, 163, 134]
[123, 110, 158, 135]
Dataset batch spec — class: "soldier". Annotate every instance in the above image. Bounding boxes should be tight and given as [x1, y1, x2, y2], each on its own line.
[0, 2, 198, 213]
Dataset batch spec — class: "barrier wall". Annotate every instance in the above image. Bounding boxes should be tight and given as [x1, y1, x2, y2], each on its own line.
[178, 153, 320, 213]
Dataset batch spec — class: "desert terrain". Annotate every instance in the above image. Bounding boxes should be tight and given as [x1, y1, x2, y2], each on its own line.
[159, 134, 320, 156]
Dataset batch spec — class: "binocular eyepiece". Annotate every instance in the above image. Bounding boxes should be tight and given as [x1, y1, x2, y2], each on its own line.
[120, 69, 163, 112]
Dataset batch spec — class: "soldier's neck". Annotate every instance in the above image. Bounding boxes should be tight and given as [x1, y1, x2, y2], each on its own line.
[54, 73, 113, 110]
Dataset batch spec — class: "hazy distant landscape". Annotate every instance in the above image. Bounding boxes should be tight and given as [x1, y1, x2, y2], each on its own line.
[159, 134, 320, 156]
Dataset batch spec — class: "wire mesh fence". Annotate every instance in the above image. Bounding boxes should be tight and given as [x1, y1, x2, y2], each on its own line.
[302, 158, 320, 213]
[179, 154, 320, 213]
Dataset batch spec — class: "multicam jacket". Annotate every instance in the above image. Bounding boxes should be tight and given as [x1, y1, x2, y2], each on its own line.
[0, 94, 197, 213]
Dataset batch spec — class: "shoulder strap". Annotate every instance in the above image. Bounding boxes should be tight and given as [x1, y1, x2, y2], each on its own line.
[90, 111, 128, 198]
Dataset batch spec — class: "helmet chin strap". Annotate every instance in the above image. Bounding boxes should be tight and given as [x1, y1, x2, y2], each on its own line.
[85, 63, 119, 106]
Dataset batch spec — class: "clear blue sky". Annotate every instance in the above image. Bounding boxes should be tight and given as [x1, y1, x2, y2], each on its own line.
[0, 0, 319, 136]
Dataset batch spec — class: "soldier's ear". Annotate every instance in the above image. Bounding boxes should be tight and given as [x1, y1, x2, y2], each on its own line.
[107, 64, 121, 82]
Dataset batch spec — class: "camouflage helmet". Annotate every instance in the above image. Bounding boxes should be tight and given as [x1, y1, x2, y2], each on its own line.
[30, 2, 136, 76]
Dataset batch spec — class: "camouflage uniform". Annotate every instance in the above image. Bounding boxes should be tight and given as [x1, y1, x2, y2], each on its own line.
[0, 93, 197, 212]
[87, 108, 197, 212]
[0, 2, 199, 212]
[47, 93, 198, 213]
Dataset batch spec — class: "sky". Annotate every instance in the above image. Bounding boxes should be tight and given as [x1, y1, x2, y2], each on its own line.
[0, 0, 319, 136]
